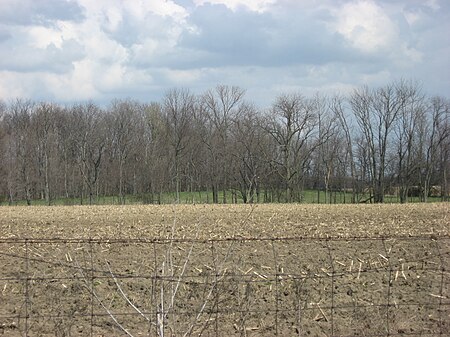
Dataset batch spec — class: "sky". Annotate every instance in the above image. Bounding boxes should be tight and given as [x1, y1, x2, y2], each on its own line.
[0, 0, 449, 108]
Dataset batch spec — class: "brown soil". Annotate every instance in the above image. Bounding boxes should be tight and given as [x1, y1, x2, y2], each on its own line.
[0, 203, 449, 336]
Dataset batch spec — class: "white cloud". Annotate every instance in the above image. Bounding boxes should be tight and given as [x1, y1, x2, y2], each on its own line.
[360, 70, 392, 86]
[425, 0, 440, 11]
[163, 68, 203, 84]
[76, 0, 188, 23]
[48, 60, 100, 100]
[103, 6, 123, 32]
[333, 1, 397, 53]
[399, 45, 423, 64]
[0, 0, 448, 104]
[0, 72, 28, 99]
[403, 10, 421, 26]
[123, 0, 188, 20]
[193, 0, 276, 13]
[130, 39, 160, 64]
[27, 25, 64, 48]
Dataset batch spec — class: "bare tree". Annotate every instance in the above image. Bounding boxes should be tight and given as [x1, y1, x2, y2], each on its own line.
[70, 102, 106, 205]
[200, 85, 246, 203]
[350, 81, 413, 203]
[0, 81, 448, 205]
[5, 99, 36, 205]
[230, 103, 268, 203]
[106, 99, 141, 204]
[418, 96, 450, 201]
[52, 107, 77, 200]
[0, 100, 7, 202]
[140, 102, 171, 203]
[315, 97, 340, 203]
[265, 93, 318, 202]
[330, 95, 359, 203]
[162, 89, 196, 203]
[33, 102, 59, 205]
[394, 85, 426, 202]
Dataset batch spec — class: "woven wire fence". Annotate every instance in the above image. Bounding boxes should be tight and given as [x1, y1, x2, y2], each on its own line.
[0, 235, 449, 337]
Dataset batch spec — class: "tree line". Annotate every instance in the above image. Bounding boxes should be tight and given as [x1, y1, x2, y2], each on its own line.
[0, 80, 448, 205]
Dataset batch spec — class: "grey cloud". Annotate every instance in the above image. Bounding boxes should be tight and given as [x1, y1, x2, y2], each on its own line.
[96, 1, 406, 72]
[170, 4, 363, 69]
[0, 39, 85, 73]
[0, 28, 11, 42]
[105, 12, 179, 48]
[0, 0, 448, 106]
[0, 0, 84, 26]
[173, 0, 195, 8]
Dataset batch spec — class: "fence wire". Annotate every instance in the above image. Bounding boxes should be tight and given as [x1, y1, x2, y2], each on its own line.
[0, 235, 449, 337]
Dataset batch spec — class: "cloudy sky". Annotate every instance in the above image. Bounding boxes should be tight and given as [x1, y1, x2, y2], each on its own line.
[0, 0, 449, 107]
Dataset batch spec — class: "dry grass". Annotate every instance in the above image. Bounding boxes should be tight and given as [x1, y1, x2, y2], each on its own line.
[1, 203, 448, 240]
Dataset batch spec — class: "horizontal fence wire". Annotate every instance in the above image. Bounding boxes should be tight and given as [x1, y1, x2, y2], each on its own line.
[0, 234, 449, 337]
[0, 233, 448, 243]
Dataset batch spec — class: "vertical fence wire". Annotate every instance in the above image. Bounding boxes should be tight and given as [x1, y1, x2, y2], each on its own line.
[325, 239, 335, 336]
[211, 240, 219, 337]
[382, 238, 392, 336]
[89, 240, 94, 337]
[152, 241, 157, 337]
[24, 238, 29, 337]
[271, 240, 279, 336]
[296, 277, 303, 337]
[433, 238, 445, 336]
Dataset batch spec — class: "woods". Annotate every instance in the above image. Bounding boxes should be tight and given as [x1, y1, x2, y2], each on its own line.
[0, 80, 448, 204]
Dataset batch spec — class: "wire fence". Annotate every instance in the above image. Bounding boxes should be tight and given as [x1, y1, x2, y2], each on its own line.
[0, 234, 449, 337]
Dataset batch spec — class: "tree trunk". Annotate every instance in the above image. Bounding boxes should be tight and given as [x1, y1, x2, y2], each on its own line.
[44, 152, 50, 205]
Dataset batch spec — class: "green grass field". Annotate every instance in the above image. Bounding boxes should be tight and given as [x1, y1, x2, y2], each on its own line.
[1, 189, 444, 206]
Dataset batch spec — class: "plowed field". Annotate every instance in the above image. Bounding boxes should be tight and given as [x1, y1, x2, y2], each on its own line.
[1, 203, 449, 336]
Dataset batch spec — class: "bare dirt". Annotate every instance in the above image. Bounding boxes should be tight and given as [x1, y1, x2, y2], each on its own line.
[0, 203, 449, 336]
